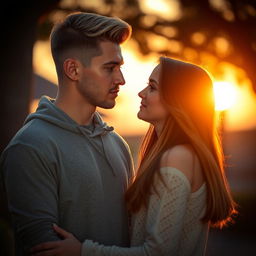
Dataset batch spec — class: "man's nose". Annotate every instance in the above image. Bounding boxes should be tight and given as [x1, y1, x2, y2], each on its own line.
[115, 70, 125, 86]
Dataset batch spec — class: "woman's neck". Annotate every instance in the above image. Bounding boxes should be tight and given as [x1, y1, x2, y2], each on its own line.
[153, 120, 166, 137]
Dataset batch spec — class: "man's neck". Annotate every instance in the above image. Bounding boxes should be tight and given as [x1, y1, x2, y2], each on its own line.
[54, 95, 96, 126]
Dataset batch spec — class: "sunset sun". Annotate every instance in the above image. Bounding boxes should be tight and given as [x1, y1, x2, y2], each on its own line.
[213, 81, 238, 111]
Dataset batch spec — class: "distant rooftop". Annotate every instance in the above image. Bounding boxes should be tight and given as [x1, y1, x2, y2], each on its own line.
[33, 74, 57, 99]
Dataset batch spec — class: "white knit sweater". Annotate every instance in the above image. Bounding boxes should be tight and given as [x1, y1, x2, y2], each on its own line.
[83, 167, 209, 256]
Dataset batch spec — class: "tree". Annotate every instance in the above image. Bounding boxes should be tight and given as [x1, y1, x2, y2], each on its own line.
[0, 2, 60, 251]
[1, 0, 60, 154]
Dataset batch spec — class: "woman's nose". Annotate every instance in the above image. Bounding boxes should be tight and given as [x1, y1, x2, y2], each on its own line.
[138, 87, 146, 98]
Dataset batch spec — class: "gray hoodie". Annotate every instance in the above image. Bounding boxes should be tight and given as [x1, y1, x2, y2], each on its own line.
[1, 96, 134, 255]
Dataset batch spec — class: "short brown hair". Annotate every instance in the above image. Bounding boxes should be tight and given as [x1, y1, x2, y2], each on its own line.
[50, 12, 132, 77]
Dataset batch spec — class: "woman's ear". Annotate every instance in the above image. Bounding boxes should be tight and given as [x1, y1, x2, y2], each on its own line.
[63, 58, 79, 81]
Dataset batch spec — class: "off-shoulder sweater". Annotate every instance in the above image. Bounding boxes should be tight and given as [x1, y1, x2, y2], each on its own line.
[82, 167, 209, 256]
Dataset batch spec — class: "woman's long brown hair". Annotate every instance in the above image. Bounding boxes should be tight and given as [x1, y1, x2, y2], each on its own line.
[125, 57, 237, 228]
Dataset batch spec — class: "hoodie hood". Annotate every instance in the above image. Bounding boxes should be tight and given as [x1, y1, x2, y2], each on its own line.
[25, 96, 114, 137]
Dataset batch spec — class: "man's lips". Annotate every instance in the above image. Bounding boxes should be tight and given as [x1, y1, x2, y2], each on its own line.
[109, 89, 119, 93]
[140, 102, 147, 108]
[109, 87, 119, 94]
[109, 88, 119, 98]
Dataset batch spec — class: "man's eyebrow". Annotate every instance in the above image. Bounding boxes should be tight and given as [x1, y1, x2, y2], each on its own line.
[103, 60, 124, 66]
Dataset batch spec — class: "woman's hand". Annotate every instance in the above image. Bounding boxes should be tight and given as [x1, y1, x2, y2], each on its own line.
[30, 224, 82, 256]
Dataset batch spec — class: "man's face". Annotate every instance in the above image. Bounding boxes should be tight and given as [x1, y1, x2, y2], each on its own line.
[77, 41, 125, 109]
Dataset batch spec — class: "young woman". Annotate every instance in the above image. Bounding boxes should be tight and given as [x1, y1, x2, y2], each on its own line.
[31, 57, 237, 256]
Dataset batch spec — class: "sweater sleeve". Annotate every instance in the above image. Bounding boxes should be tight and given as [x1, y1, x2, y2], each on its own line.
[1, 144, 61, 252]
[82, 167, 191, 256]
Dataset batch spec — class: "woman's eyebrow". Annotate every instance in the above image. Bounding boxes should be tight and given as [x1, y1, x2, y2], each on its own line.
[149, 78, 158, 85]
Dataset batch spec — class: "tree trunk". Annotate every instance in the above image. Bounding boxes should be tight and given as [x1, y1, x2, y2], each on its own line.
[0, 2, 60, 250]
[0, 1, 59, 154]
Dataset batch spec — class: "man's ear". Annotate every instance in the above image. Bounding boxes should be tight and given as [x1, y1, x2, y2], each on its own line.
[63, 58, 79, 80]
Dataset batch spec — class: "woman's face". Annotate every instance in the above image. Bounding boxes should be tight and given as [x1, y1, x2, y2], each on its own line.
[137, 64, 169, 125]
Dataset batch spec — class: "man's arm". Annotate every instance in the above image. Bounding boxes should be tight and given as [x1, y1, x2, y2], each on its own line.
[1, 143, 61, 252]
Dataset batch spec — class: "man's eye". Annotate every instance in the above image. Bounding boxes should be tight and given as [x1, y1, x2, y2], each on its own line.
[105, 66, 115, 72]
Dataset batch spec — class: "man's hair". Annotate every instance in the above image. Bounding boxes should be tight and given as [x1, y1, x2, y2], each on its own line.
[50, 12, 132, 78]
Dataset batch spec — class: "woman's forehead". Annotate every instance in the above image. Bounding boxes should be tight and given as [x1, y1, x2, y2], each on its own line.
[149, 64, 161, 79]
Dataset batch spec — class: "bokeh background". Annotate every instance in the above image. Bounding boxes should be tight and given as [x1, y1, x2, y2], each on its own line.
[1, 0, 256, 255]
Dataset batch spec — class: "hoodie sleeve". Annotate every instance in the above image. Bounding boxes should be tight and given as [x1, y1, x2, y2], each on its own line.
[1, 143, 61, 252]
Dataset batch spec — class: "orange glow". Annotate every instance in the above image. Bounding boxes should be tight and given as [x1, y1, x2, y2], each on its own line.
[183, 48, 198, 61]
[155, 26, 177, 38]
[213, 81, 238, 111]
[139, 0, 181, 21]
[140, 15, 157, 27]
[191, 32, 206, 45]
[147, 34, 170, 52]
[209, 0, 235, 21]
[33, 39, 256, 135]
[214, 37, 231, 57]
[33, 41, 57, 84]
[225, 83, 256, 131]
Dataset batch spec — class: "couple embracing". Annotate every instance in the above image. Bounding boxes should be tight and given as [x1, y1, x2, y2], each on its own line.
[1, 12, 237, 256]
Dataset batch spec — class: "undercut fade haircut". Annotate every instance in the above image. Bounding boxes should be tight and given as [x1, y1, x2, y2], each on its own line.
[50, 12, 132, 78]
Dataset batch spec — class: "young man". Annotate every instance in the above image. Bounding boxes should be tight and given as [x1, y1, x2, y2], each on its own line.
[0, 12, 133, 255]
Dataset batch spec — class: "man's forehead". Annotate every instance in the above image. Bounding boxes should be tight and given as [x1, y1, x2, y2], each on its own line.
[90, 41, 124, 65]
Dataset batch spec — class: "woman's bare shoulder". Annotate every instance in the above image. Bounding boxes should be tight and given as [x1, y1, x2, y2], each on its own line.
[160, 144, 196, 183]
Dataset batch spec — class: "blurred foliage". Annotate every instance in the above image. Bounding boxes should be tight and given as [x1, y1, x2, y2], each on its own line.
[37, 0, 256, 92]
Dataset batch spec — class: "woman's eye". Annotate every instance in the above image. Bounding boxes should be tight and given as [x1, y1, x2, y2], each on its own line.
[149, 84, 155, 91]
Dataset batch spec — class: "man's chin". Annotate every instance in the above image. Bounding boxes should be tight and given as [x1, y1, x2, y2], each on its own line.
[98, 101, 116, 109]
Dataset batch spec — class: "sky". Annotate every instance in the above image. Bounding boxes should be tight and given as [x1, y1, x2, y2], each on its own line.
[33, 39, 256, 136]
